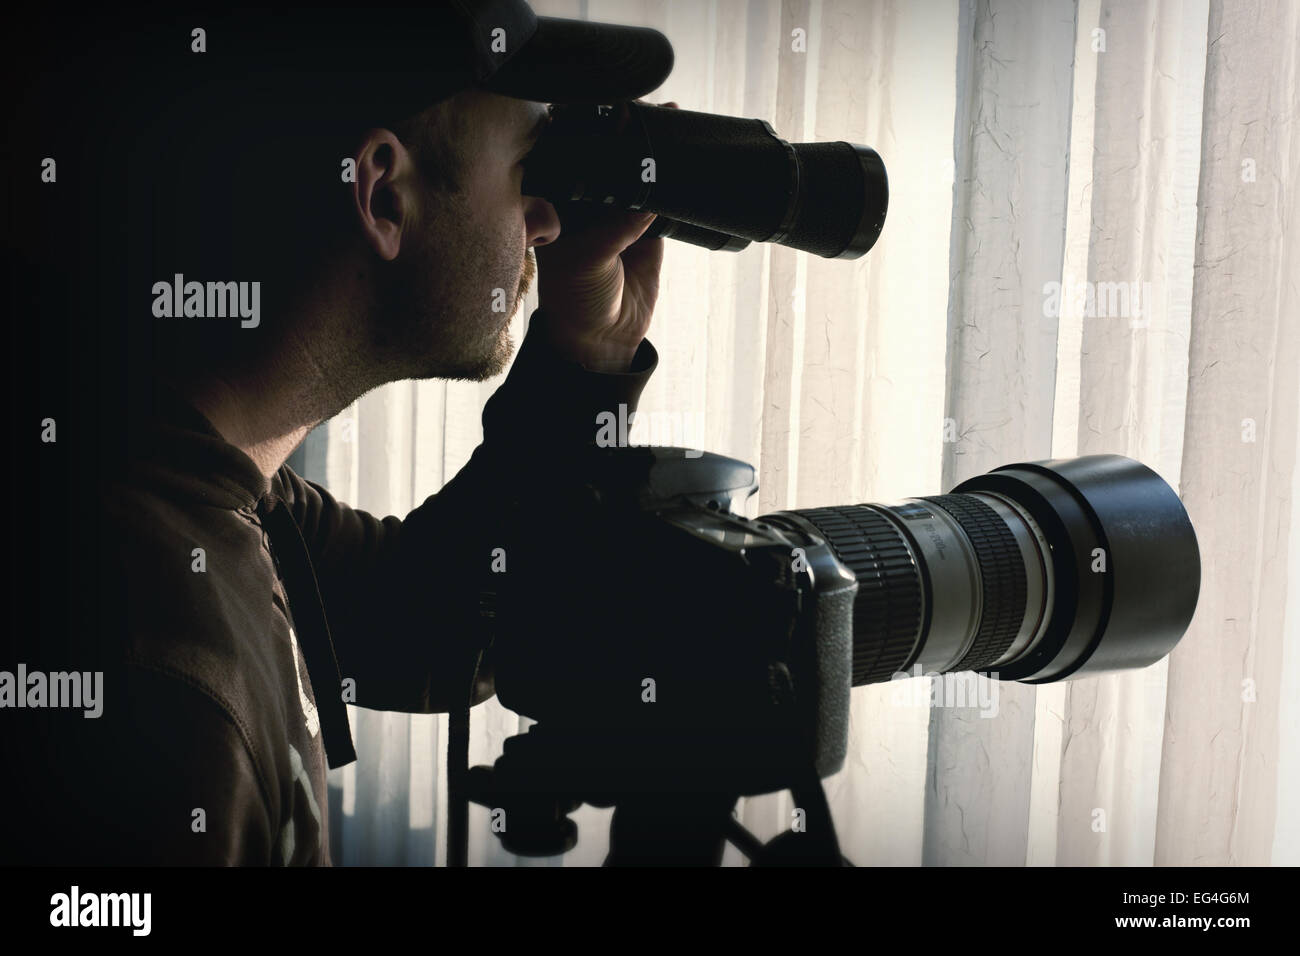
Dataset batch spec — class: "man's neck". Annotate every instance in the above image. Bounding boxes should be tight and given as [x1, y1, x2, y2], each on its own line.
[183, 369, 322, 480]
[180, 296, 376, 478]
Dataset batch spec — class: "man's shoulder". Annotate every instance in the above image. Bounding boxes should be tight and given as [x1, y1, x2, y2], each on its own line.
[93, 474, 286, 736]
[100, 464, 256, 538]
[98, 473, 272, 624]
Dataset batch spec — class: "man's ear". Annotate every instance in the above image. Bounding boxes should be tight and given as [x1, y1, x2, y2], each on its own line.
[351, 128, 420, 262]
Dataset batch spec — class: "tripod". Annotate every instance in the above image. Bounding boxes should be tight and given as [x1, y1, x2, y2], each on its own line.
[452, 718, 851, 866]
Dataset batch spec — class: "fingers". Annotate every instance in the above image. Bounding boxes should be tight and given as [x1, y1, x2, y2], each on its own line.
[621, 229, 665, 285]
[537, 203, 657, 265]
[591, 208, 660, 261]
[537, 100, 682, 263]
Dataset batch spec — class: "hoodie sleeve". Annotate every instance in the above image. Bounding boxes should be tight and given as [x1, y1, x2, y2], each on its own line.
[279, 309, 657, 713]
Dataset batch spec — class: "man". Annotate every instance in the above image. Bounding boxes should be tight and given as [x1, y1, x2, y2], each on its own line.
[6, 2, 675, 864]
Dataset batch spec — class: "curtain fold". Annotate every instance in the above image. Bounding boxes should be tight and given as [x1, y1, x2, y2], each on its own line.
[298, 0, 1299, 866]
[923, 0, 1078, 867]
[1157, 0, 1300, 866]
[1048, 0, 1209, 868]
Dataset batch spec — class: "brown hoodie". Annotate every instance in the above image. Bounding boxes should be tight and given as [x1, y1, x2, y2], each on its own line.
[6, 310, 656, 864]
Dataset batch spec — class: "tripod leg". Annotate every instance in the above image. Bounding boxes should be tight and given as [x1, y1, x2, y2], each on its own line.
[605, 791, 737, 866]
[748, 770, 848, 866]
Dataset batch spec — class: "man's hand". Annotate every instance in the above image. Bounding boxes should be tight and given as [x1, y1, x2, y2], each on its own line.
[534, 100, 678, 373]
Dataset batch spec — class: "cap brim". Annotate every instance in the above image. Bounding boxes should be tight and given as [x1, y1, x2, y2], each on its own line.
[477, 16, 674, 104]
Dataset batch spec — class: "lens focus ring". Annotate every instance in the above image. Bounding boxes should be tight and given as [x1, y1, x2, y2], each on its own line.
[920, 494, 1026, 673]
[793, 507, 923, 685]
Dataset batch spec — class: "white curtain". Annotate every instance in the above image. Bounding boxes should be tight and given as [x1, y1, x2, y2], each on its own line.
[305, 0, 1300, 865]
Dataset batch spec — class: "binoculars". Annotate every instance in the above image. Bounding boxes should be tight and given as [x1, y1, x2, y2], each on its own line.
[521, 100, 889, 258]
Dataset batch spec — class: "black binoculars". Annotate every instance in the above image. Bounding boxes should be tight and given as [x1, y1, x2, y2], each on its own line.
[521, 100, 889, 258]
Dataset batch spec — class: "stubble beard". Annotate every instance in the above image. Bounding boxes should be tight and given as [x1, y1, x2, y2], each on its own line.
[373, 215, 534, 384]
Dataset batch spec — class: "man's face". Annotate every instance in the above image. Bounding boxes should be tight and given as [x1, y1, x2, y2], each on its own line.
[372, 89, 560, 382]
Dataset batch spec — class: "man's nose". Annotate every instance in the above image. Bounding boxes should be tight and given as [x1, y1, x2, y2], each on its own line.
[525, 196, 562, 248]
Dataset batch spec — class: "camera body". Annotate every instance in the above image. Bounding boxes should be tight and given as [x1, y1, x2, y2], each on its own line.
[482, 446, 855, 797]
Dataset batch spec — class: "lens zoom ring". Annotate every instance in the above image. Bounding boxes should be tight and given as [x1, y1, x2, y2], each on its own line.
[796, 507, 922, 685]
[920, 494, 1026, 672]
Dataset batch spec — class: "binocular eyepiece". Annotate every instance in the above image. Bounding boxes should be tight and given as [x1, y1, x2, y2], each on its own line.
[521, 101, 889, 259]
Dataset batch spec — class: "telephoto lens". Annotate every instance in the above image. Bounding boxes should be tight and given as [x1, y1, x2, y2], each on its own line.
[763, 455, 1201, 686]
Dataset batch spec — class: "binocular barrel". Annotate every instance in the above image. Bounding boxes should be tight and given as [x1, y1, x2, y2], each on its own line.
[521, 101, 888, 259]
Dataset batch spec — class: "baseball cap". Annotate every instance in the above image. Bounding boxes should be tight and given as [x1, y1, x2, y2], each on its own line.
[447, 0, 677, 104]
[207, 1, 675, 112]
[24, 3, 674, 137]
